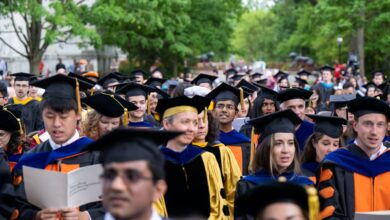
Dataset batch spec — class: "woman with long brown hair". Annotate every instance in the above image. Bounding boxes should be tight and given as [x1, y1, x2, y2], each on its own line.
[235, 109, 313, 220]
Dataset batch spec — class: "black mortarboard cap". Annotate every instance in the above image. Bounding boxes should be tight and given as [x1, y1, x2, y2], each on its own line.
[144, 77, 167, 88]
[256, 84, 278, 99]
[296, 70, 312, 77]
[255, 78, 268, 85]
[248, 109, 302, 136]
[68, 72, 97, 86]
[224, 68, 238, 76]
[363, 81, 378, 90]
[348, 96, 390, 119]
[306, 114, 347, 138]
[206, 82, 249, 107]
[371, 69, 385, 78]
[240, 86, 256, 95]
[0, 105, 23, 133]
[31, 74, 94, 100]
[237, 79, 259, 92]
[277, 88, 313, 103]
[274, 71, 289, 79]
[277, 76, 288, 84]
[236, 181, 318, 218]
[329, 94, 355, 109]
[85, 128, 182, 166]
[294, 77, 307, 86]
[98, 72, 123, 88]
[81, 92, 137, 118]
[191, 73, 217, 86]
[250, 72, 263, 78]
[154, 87, 170, 99]
[12, 72, 35, 82]
[131, 69, 146, 77]
[318, 65, 335, 72]
[116, 83, 156, 98]
[231, 72, 246, 81]
[155, 96, 208, 119]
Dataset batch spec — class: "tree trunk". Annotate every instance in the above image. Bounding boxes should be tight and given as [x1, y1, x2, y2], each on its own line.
[29, 55, 42, 76]
[357, 27, 364, 76]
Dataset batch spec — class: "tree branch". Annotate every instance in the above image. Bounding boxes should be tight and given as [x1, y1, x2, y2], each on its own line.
[10, 12, 29, 48]
[0, 37, 27, 58]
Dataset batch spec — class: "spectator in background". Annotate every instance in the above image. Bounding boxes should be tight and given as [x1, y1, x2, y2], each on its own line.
[39, 60, 44, 76]
[55, 58, 65, 72]
[109, 58, 119, 72]
[0, 57, 7, 77]
[85, 59, 94, 71]
[342, 82, 355, 95]
[68, 58, 77, 73]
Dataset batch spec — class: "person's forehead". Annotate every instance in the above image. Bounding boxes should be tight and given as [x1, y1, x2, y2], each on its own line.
[216, 99, 235, 105]
[128, 95, 146, 101]
[263, 99, 275, 103]
[105, 160, 150, 171]
[172, 111, 198, 120]
[15, 80, 29, 84]
[283, 98, 305, 106]
[358, 113, 387, 122]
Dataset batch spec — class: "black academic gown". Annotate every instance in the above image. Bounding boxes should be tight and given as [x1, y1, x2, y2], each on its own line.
[8, 99, 43, 134]
[0, 148, 13, 219]
[12, 138, 104, 220]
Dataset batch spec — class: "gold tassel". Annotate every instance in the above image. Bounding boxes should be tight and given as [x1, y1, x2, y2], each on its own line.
[17, 119, 23, 135]
[123, 108, 129, 125]
[75, 79, 82, 115]
[239, 87, 245, 111]
[208, 100, 215, 111]
[248, 127, 255, 173]
[306, 187, 320, 220]
[90, 87, 95, 96]
[203, 107, 208, 124]
[147, 94, 151, 115]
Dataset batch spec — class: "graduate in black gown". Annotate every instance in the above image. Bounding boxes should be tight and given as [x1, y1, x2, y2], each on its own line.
[12, 74, 104, 220]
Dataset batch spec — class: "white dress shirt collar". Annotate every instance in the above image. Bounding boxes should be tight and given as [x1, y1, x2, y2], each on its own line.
[49, 130, 80, 150]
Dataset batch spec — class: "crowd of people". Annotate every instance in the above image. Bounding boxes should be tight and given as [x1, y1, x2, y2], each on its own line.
[0, 64, 389, 220]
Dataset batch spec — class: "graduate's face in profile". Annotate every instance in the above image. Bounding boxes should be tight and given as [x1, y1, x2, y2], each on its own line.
[259, 202, 305, 220]
[42, 108, 80, 145]
[353, 113, 387, 152]
[102, 161, 167, 220]
[214, 100, 237, 124]
[313, 134, 339, 162]
[163, 111, 198, 145]
[272, 132, 295, 173]
[281, 99, 305, 121]
[0, 130, 11, 148]
[98, 116, 121, 137]
[128, 95, 147, 120]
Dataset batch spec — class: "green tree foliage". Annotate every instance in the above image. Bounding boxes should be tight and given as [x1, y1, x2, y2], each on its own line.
[0, 0, 99, 74]
[91, 0, 242, 77]
[232, 0, 390, 74]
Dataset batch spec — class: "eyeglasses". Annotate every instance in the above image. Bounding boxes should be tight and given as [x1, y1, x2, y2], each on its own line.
[215, 104, 236, 111]
[101, 169, 153, 184]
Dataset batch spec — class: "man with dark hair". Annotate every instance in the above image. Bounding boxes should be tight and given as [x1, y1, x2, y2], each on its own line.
[207, 83, 251, 175]
[11, 74, 104, 220]
[86, 128, 181, 220]
[8, 73, 43, 134]
[342, 82, 355, 95]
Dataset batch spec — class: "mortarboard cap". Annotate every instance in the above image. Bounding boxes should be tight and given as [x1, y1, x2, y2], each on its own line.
[237, 79, 259, 92]
[68, 72, 97, 86]
[296, 70, 312, 77]
[82, 92, 137, 125]
[131, 69, 146, 77]
[306, 114, 347, 138]
[248, 109, 302, 137]
[230, 72, 246, 81]
[371, 69, 385, 78]
[206, 83, 249, 109]
[12, 72, 35, 82]
[277, 76, 288, 84]
[274, 71, 289, 79]
[277, 88, 313, 103]
[347, 96, 390, 119]
[236, 181, 319, 219]
[85, 128, 182, 167]
[156, 96, 208, 119]
[255, 78, 268, 85]
[294, 77, 307, 87]
[191, 73, 217, 87]
[363, 81, 378, 90]
[155, 87, 170, 99]
[240, 86, 256, 95]
[224, 68, 238, 76]
[116, 83, 156, 98]
[145, 77, 167, 88]
[329, 94, 356, 109]
[318, 65, 335, 72]
[98, 72, 123, 88]
[0, 105, 23, 135]
[256, 84, 278, 99]
[250, 72, 263, 78]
